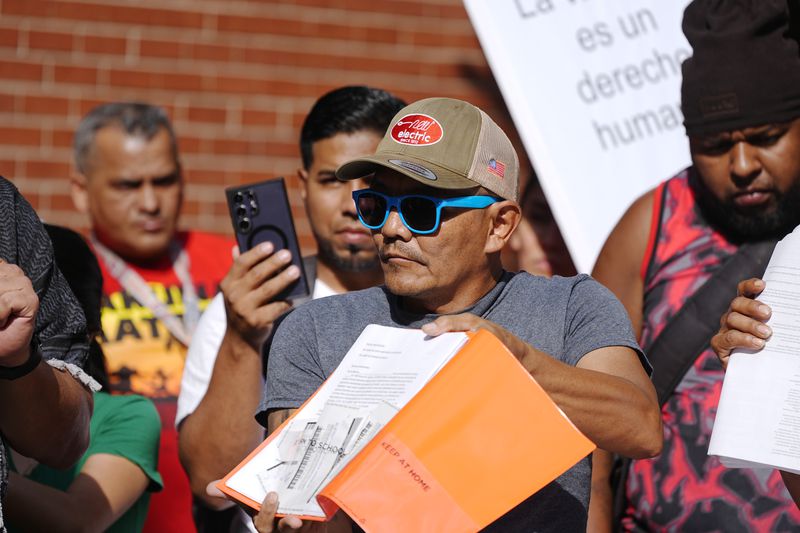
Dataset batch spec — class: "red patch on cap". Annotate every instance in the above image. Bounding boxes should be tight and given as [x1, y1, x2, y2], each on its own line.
[390, 114, 444, 146]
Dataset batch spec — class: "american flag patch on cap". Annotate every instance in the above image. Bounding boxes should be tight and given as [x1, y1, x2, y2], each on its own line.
[487, 158, 505, 178]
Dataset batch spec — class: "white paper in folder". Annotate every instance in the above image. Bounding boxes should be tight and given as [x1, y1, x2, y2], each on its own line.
[709, 225, 800, 474]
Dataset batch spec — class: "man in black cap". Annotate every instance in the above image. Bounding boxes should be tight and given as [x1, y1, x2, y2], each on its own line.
[590, 0, 800, 530]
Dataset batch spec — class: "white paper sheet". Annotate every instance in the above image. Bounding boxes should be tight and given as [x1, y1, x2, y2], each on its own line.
[225, 325, 469, 517]
[709, 225, 800, 474]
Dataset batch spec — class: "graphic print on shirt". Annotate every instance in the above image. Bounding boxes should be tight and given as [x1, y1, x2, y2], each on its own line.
[100, 282, 215, 399]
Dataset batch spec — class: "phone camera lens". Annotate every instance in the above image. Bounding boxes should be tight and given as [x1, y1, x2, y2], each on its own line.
[234, 191, 244, 203]
[236, 204, 247, 217]
[239, 217, 251, 233]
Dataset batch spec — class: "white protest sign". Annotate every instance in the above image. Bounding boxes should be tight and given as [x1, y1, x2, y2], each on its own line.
[464, 0, 693, 272]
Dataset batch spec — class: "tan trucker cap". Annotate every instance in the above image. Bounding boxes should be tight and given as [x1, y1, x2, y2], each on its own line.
[336, 97, 520, 202]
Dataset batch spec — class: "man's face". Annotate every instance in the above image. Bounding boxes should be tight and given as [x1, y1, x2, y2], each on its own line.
[299, 130, 381, 272]
[71, 126, 182, 262]
[690, 118, 800, 240]
[369, 169, 491, 311]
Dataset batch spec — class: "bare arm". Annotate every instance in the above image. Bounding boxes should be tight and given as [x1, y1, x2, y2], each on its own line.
[591, 190, 654, 334]
[179, 242, 296, 509]
[0, 260, 91, 468]
[587, 189, 655, 531]
[587, 449, 615, 533]
[180, 330, 266, 509]
[0, 362, 93, 469]
[422, 317, 661, 458]
[537, 346, 660, 457]
[266, 408, 296, 435]
[6, 453, 150, 533]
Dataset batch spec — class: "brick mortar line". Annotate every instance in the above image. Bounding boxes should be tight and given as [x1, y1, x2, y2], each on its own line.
[36, 56, 485, 93]
[0, 83, 324, 114]
[0, 19, 481, 61]
[7, 0, 474, 35]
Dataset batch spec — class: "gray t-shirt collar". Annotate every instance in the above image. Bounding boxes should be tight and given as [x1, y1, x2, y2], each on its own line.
[386, 271, 514, 329]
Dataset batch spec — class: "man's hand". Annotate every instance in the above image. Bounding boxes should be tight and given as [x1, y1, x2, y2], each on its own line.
[252, 492, 351, 533]
[206, 482, 348, 533]
[0, 260, 39, 367]
[221, 243, 300, 349]
[422, 314, 531, 367]
[710, 278, 772, 369]
[252, 492, 305, 533]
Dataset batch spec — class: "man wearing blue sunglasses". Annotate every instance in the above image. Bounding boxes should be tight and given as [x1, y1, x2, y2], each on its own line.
[251, 97, 661, 533]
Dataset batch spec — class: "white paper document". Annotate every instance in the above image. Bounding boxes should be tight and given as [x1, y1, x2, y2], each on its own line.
[709, 225, 800, 474]
[224, 325, 469, 517]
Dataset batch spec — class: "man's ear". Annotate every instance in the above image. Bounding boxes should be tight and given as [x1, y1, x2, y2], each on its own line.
[297, 168, 309, 202]
[485, 201, 522, 254]
[70, 172, 90, 214]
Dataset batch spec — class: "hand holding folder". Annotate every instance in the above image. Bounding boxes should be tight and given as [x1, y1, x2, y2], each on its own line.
[218, 325, 595, 533]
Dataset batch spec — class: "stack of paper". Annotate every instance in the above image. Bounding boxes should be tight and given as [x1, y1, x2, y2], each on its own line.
[709, 225, 800, 474]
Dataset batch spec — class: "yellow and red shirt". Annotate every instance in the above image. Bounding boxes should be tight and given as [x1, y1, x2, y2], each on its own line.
[96, 230, 233, 533]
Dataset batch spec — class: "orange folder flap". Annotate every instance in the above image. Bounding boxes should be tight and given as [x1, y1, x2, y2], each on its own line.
[317, 329, 596, 532]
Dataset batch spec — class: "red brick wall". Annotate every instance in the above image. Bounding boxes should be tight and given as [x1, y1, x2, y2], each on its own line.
[0, 0, 523, 253]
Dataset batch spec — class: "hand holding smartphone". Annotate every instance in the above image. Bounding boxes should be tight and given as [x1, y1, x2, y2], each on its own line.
[225, 178, 310, 301]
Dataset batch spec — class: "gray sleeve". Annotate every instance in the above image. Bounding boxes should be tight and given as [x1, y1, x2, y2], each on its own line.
[256, 306, 326, 427]
[563, 275, 651, 374]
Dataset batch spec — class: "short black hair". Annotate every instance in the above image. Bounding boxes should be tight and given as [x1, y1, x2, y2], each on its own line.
[74, 102, 179, 174]
[300, 86, 405, 170]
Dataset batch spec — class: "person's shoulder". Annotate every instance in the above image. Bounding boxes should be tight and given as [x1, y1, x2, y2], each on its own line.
[507, 270, 585, 292]
[664, 166, 692, 188]
[562, 274, 632, 314]
[510, 271, 618, 300]
[0, 175, 16, 196]
[609, 166, 694, 237]
[592, 183, 661, 289]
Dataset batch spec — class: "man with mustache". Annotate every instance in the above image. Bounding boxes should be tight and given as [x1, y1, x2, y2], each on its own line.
[177, 86, 405, 531]
[589, 0, 800, 530]
[250, 97, 661, 532]
[70, 102, 234, 532]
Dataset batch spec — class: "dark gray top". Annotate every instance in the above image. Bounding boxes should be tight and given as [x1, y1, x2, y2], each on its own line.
[0, 178, 89, 533]
[260, 271, 646, 532]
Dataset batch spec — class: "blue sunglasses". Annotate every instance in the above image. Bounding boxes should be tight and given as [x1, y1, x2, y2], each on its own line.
[352, 189, 502, 235]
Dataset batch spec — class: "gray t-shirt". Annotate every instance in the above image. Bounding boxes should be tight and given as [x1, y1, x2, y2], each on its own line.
[260, 271, 645, 532]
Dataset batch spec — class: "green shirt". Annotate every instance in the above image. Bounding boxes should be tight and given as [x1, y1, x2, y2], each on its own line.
[12, 392, 163, 533]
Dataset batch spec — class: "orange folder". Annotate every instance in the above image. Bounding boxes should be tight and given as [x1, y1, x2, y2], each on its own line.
[218, 329, 595, 531]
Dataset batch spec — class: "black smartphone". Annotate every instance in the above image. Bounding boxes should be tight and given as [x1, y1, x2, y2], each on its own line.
[225, 177, 310, 301]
